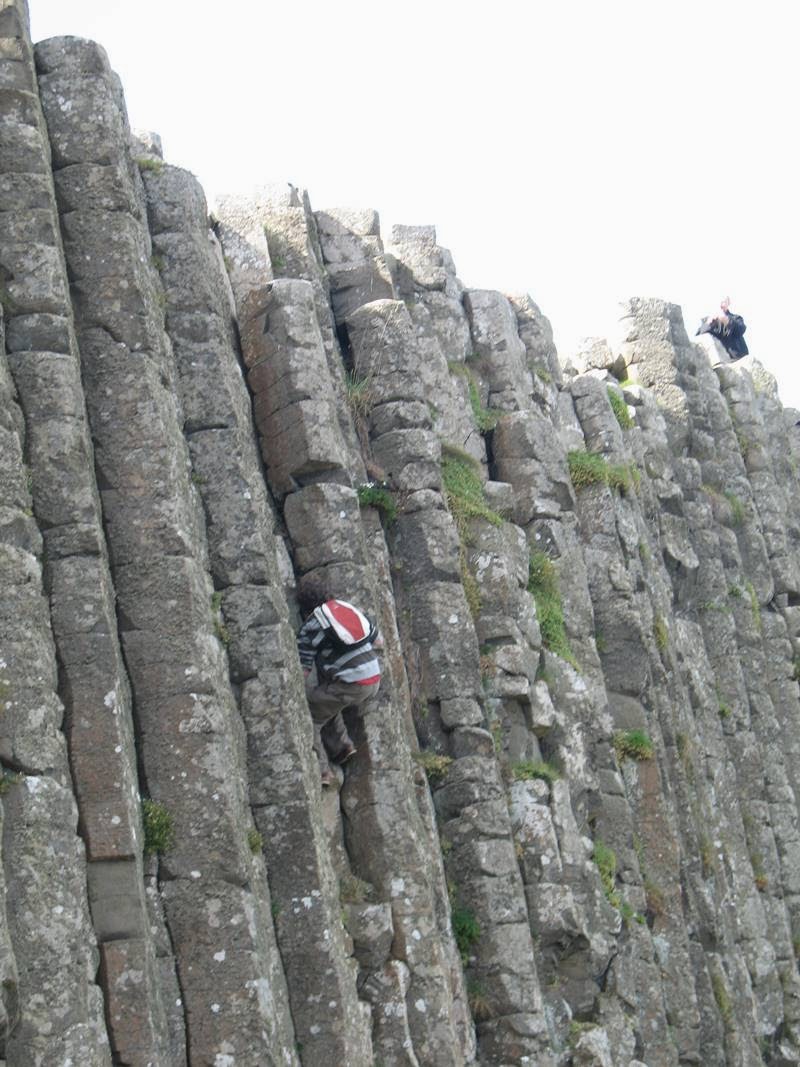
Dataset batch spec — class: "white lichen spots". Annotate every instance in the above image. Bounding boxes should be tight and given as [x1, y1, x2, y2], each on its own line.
[111, 815, 121, 826]
[311, 889, 321, 897]
[25, 776, 43, 794]
[339, 510, 346, 519]
[214, 1056, 234, 1067]
[53, 905, 64, 915]
[175, 998, 182, 1007]
[383, 1003, 404, 1018]
[211, 1003, 220, 1013]
[391, 877, 406, 896]
[103, 689, 116, 709]
[414, 999, 427, 1013]
[653, 934, 671, 967]
[213, 950, 226, 962]
[190, 870, 202, 879]
[243, 489, 252, 500]
[114, 745, 122, 754]
[448, 613, 459, 624]
[245, 977, 273, 1015]
[309, 1025, 321, 1035]
[411, 929, 421, 941]
[328, 1000, 337, 1009]
[301, 896, 314, 909]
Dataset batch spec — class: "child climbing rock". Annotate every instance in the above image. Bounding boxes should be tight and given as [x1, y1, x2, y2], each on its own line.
[296, 582, 383, 786]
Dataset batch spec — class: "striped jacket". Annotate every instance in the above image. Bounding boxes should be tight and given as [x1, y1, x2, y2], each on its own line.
[297, 611, 382, 686]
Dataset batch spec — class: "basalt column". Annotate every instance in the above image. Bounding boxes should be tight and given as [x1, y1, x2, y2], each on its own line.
[35, 35, 297, 1066]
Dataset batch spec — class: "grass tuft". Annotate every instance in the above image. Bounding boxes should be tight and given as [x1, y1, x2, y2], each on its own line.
[567, 449, 636, 494]
[527, 552, 578, 668]
[414, 750, 453, 784]
[511, 760, 560, 784]
[613, 729, 655, 762]
[356, 482, 397, 525]
[607, 386, 634, 429]
[593, 840, 619, 906]
[142, 799, 175, 855]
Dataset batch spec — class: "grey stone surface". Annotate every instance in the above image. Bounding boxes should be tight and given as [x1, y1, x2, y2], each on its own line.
[4, 8, 800, 1063]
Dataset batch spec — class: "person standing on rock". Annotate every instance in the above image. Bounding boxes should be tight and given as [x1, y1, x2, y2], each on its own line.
[296, 582, 383, 787]
[696, 296, 749, 360]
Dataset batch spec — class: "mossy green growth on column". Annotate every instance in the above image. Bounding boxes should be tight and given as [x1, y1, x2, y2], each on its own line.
[527, 551, 578, 669]
[441, 445, 502, 617]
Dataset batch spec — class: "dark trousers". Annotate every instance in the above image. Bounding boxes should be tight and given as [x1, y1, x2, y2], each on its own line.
[305, 673, 380, 772]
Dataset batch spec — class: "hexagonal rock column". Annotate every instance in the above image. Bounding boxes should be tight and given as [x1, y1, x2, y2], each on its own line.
[314, 207, 395, 323]
[138, 155, 379, 1067]
[1, 306, 110, 1065]
[345, 298, 552, 1064]
[215, 186, 366, 475]
[35, 34, 296, 1066]
[0, 15, 178, 1063]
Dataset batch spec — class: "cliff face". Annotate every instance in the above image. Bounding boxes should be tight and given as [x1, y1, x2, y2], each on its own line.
[3, 4, 800, 1065]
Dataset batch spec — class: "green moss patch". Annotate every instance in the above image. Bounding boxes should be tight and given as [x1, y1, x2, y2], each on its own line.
[613, 729, 655, 762]
[527, 551, 578, 668]
[567, 449, 636, 494]
[607, 386, 634, 429]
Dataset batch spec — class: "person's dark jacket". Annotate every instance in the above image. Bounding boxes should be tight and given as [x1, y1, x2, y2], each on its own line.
[696, 312, 749, 358]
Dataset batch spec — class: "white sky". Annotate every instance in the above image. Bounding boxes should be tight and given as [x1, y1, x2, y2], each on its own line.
[29, 0, 800, 408]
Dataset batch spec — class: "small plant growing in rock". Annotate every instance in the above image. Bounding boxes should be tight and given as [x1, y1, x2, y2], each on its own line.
[0, 772, 21, 795]
[441, 447, 502, 619]
[711, 972, 733, 1027]
[511, 760, 560, 785]
[441, 447, 502, 533]
[467, 979, 492, 1021]
[527, 551, 579, 669]
[345, 370, 373, 418]
[653, 615, 668, 651]
[535, 366, 552, 384]
[567, 449, 636, 494]
[793, 655, 800, 683]
[569, 1020, 599, 1046]
[489, 720, 503, 754]
[247, 829, 263, 854]
[448, 362, 499, 433]
[592, 840, 619, 907]
[607, 386, 634, 429]
[619, 901, 646, 925]
[613, 730, 655, 762]
[414, 750, 453, 784]
[136, 156, 164, 174]
[142, 799, 175, 855]
[724, 490, 746, 526]
[744, 580, 762, 634]
[339, 872, 375, 904]
[356, 482, 397, 526]
[644, 879, 666, 917]
[450, 893, 481, 964]
[717, 689, 732, 720]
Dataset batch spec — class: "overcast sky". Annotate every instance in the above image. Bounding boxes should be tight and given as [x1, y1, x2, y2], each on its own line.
[29, 0, 800, 407]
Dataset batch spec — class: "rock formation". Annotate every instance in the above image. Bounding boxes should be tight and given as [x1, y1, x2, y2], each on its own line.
[2, 2, 800, 1063]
